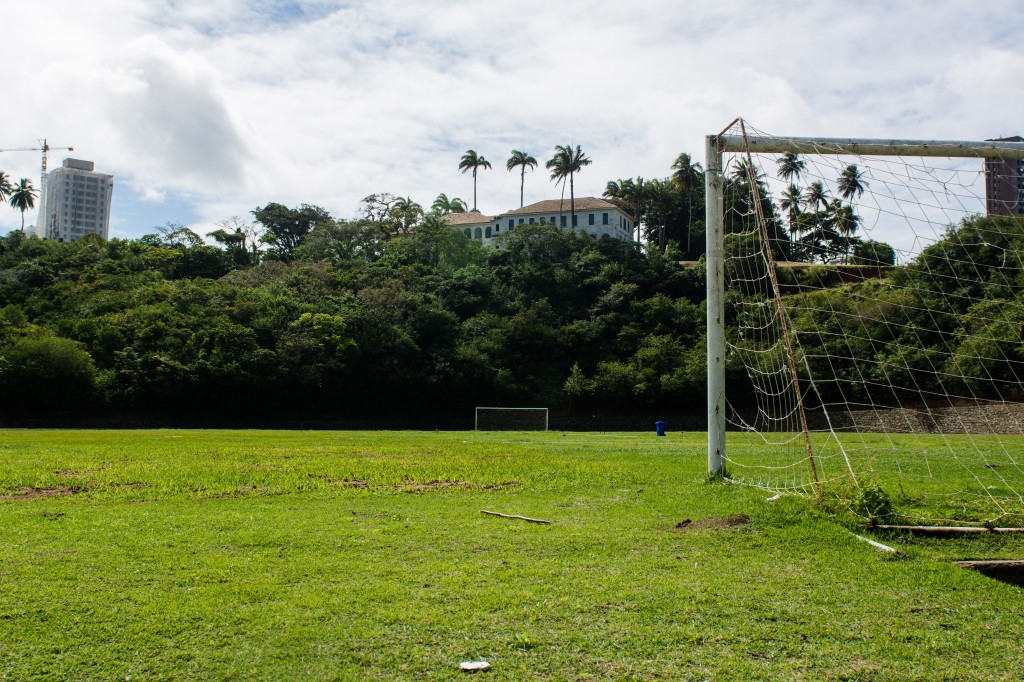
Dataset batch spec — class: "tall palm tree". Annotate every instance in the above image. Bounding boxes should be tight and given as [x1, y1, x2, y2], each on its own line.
[545, 144, 592, 230]
[837, 164, 868, 201]
[9, 178, 37, 233]
[458, 150, 492, 212]
[779, 183, 804, 236]
[0, 171, 13, 206]
[671, 153, 703, 193]
[777, 153, 805, 183]
[506, 150, 537, 208]
[430, 193, 467, 216]
[803, 181, 830, 212]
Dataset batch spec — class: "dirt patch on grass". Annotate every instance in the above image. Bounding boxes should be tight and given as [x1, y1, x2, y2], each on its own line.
[482, 481, 521, 491]
[674, 513, 750, 530]
[0, 486, 81, 501]
[397, 480, 473, 492]
[325, 477, 521, 492]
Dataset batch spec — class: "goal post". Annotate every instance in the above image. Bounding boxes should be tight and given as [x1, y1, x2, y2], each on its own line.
[475, 407, 549, 431]
[706, 119, 1024, 526]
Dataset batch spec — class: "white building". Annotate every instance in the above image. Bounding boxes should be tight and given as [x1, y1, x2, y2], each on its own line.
[443, 197, 636, 247]
[34, 158, 114, 242]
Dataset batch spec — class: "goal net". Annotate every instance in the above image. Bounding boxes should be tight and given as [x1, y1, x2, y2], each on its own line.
[475, 407, 549, 431]
[706, 119, 1024, 528]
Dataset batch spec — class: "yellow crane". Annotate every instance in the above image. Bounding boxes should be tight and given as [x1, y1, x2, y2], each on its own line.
[0, 139, 74, 235]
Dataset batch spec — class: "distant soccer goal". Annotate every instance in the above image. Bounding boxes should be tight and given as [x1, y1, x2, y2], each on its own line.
[705, 118, 1024, 528]
[475, 407, 549, 431]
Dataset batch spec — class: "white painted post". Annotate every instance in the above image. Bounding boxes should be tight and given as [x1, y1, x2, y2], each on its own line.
[705, 135, 726, 476]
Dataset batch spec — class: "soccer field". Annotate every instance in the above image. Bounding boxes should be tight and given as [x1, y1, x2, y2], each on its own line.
[1, 430, 1022, 680]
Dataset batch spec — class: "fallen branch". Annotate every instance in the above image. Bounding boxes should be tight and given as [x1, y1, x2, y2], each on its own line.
[480, 510, 551, 524]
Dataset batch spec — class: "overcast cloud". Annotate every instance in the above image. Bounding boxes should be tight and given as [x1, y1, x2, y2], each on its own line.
[2, 0, 1023, 240]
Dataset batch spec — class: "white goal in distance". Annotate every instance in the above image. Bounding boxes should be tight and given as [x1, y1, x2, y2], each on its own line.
[475, 407, 549, 431]
[705, 119, 1024, 528]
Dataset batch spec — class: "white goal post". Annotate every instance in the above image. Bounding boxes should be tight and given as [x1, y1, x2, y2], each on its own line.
[475, 407, 549, 431]
[705, 119, 1024, 526]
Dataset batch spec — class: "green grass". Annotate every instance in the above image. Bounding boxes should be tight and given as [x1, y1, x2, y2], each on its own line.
[1, 430, 1023, 680]
[725, 430, 1024, 525]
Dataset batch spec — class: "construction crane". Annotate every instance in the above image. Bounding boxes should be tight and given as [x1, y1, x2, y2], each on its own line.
[0, 139, 74, 235]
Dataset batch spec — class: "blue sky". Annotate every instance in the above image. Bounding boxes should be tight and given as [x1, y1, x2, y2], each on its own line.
[3, 0, 1024, 250]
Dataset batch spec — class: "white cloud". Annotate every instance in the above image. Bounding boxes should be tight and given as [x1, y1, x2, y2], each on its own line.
[3, 0, 1024, 235]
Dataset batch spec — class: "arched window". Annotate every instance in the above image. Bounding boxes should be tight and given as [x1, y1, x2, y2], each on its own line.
[464, 228, 471, 237]
[485, 226, 492, 238]
[474, 227, 482, 239]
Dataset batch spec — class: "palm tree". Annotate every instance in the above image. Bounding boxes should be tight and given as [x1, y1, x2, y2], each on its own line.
[430, 193, 467, 216]
[803, 181, 830, 212]
[777, 153, 805, 183]
[837, 164, 868, 201]
[671, 153, 702, 193]
[603, 177, 646, 242]
[506, 150, 537, 208]
[391, 196, 424, 237]
[0, 171, 13, 206]
[9, 178, 37, 233]
[779, 183, 804, 236]
[545, 144, 592, 230]
[458, 150, 492, 212]
[730, 157, 765, 184]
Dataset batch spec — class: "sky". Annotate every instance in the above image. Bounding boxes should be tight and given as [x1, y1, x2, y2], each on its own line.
[3, 0, 1024, 246]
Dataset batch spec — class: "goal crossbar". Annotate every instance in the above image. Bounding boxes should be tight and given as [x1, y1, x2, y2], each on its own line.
[716, 135, 1024, 159]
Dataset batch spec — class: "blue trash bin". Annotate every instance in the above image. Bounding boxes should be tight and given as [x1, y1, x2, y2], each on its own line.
[655, 420, 666, 437]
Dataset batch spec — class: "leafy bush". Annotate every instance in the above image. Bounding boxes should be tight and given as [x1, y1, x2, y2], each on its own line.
[0, 335, 97, 411]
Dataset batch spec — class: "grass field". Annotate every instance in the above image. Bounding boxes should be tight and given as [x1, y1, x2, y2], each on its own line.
[1, 429, 1023, 680]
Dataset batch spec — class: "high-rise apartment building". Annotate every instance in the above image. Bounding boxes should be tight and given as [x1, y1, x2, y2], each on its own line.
[984, 136, 1024, 216]
[34, 158, 114, 241]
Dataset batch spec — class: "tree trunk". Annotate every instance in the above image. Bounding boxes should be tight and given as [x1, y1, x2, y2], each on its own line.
[569, 173, 575, 232]
[473, 169, 477, 211]
[520, 167, 525, 208]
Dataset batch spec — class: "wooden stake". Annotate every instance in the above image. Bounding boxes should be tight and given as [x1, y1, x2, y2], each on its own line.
[480, 510, 551, 524]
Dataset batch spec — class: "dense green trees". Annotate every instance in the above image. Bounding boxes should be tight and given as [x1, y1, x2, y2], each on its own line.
[0, 221, 705, 419]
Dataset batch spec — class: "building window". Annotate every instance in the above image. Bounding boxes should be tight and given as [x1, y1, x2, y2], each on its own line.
[550, 216, 556, 224]
[572, 215, 578, 226]
[485, 226, 492, 238]
[529, 217, 535, 224]
[588, 213, 595, 225]
[519, 218, 524, 225]
[602, 212, 609, 224]
[560, 216, 567, 227]
[508, 219, 514, 229]
[474, 227, 482, 239]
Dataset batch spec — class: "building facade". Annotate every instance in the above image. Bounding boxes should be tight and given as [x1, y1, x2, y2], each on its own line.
[443, 197, 636, 247]
[34, 158, 114, 242]
[984, 136, 1024, 216]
